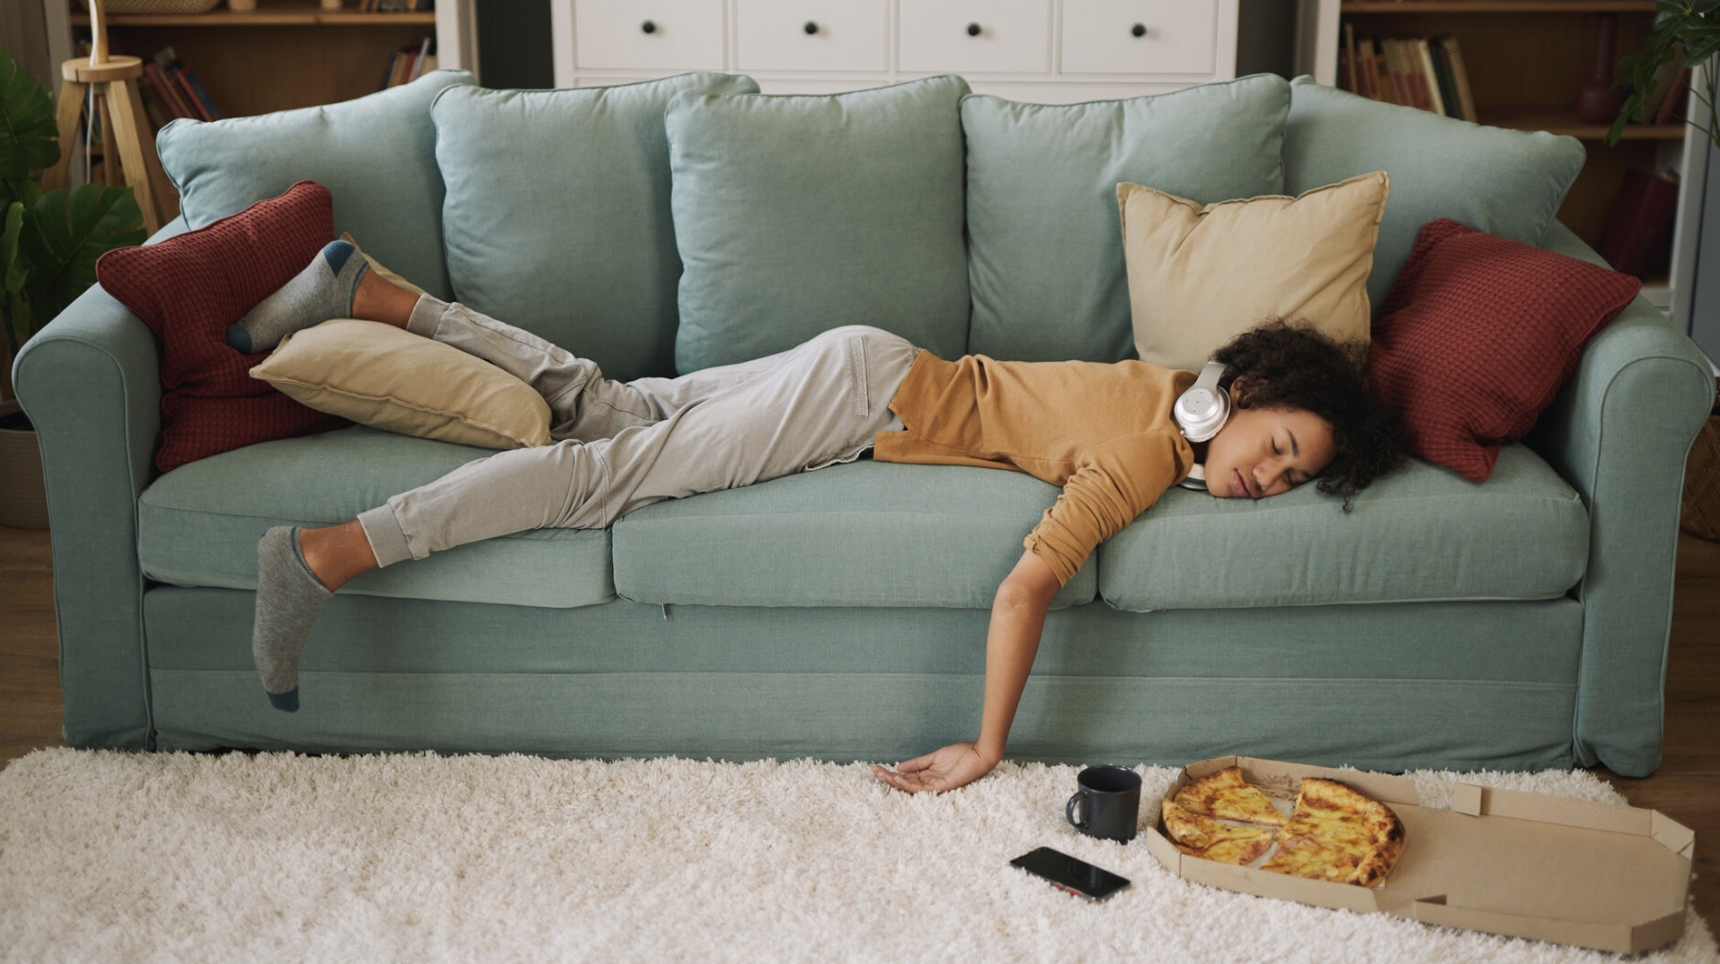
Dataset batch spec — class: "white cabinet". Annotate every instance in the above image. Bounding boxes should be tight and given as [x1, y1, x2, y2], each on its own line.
[1061, 0, 1219, 76]
[573, 0, 727, 72]
[897, 0, 1051, 75]
[544, 0, 1241, 100]
[736, 0, 890, 74]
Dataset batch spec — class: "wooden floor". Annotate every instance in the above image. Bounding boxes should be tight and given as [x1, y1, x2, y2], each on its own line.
[1, 521, 1717, 927]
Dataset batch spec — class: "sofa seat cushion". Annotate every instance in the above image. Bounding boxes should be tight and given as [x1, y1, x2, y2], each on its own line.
[611, 460, 1097, 610]
[138, 426, 613, 609]
[1098, 443, 1587, 612]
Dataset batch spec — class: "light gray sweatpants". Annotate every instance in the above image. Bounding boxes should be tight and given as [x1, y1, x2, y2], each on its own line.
[356, 296, 920, 568]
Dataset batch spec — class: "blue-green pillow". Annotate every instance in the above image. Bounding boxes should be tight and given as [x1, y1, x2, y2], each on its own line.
[962, 74, 1291, 363]
[156, 70, 473, 301]
[433, 73, 759, 382]
[1283, 75, 1587, 315]
[667, 75, 971, 374]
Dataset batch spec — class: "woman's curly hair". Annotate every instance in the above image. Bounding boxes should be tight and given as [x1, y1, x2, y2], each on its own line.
[1210, 319, 1406, 510]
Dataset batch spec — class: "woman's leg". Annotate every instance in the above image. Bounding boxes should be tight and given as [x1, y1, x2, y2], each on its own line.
[253, 325, 919, 711]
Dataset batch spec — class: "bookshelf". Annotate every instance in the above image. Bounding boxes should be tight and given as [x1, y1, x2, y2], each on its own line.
[62, 1, 440, 119]
[45, 0, 473, 214]
[1317, 0, 1704, 316]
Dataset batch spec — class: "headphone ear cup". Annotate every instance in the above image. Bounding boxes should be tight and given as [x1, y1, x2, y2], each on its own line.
[1175, 362, 1231, 442]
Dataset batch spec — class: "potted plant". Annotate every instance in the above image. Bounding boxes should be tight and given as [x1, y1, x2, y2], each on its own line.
[1609, 0, 1720, 150]
[1, 45, 146, 528]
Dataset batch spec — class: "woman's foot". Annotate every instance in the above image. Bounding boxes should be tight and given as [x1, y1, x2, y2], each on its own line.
[251, 526, 332, 712]
[225, 239, 370, 353]
[250, 521, 379, 712]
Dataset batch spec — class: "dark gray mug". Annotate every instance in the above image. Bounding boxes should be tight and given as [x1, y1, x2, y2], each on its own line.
[1065, 765, 1142, 842]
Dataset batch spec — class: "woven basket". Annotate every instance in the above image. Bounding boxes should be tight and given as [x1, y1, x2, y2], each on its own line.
[1683, 390, 1720, 542]
[80, 0, 223, 13]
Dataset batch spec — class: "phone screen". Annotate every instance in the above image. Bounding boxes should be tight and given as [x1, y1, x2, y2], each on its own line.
[1010, 846, 1131, 901]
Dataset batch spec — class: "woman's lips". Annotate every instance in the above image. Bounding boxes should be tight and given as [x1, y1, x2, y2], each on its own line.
[1234, 470, 1254, 499]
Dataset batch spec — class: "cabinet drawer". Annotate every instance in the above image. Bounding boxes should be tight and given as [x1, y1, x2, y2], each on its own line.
[574, 0, 726, 72]
[736, 0, 889, 73]
[1061, 0, 1218, 75]
[899, 0, 1051, 75]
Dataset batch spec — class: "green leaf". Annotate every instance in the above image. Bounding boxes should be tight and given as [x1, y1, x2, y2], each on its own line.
[2, 200, 27, 357]
[0, 47, 60, 186]
[16, 183, 144, 337]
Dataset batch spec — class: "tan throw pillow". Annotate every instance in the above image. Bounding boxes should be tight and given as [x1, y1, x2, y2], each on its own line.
[1118, 170, 1389, 373]
[251, 319, 552, 449]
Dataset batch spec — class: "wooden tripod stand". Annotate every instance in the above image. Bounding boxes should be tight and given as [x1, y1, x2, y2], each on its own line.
[41, 0, 178, 233]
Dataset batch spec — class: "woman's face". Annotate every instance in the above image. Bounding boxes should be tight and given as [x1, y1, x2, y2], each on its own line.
[1202, 387, 1337, 500]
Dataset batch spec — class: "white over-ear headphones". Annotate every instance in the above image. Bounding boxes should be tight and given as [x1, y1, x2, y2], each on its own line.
[1174, 361, 1230, 491]
[1175, 361, 1230, 442]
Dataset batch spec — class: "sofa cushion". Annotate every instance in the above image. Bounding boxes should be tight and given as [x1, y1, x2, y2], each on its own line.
[1283, 76, 1585, 313]
[138, 427, 612, 609]
[1097, 444, 1587, 612]
[667, 75, 971, 374]
[611, 460, 1097, 610]
[1118, 171, 1387, 373]
[432, 73, 759, 382]
[155, 70, 473, 301]
[961, 74, 1291, 364]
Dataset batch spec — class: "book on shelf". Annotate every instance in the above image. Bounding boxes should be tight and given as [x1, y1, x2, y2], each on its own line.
[1632, 49, 1686, 125]
[80, 39, 222, 131]
[356, 0, 436, 11]
[1654, 68, 1691, 126]
[1339, 28, 1474, 123]
[380, 37, 437, 90]
[1599, 167, 1680, 281]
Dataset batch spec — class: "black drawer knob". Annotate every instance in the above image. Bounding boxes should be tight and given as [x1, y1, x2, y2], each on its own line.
[804, 21, 818, 35]
[641, 20, 656, 34]
[1131, 23, 1147, 38]
[966, 22, 981, 37]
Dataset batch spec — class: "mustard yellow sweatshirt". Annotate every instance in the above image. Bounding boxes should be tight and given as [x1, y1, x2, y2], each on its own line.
[874, 351, 1198, 586]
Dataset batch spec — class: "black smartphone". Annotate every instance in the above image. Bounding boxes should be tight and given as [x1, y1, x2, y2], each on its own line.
[1009, 846, 1131, 901]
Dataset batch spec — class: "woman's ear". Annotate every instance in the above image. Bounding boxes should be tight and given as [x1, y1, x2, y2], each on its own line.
[1228, 376, 1254, 410]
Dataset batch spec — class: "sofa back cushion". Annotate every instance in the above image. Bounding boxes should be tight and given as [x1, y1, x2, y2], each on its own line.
[155, 70, 473, 301]
[1283, 76, 1586, 313]
[432, 73, 760, 382]
[667, 75, 971, 374]
[961, 74, 1291, 364]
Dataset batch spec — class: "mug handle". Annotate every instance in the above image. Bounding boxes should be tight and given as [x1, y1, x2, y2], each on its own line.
[1066, 790, 1089, 830]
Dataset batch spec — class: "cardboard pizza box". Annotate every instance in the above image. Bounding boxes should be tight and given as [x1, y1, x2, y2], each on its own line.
[1145, 756, 1694, 954]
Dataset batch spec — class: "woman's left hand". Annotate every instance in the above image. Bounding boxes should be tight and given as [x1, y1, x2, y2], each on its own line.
[871, 742, 997, 794]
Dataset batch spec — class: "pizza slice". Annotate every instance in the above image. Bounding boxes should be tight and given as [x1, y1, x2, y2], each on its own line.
[1159, 799, 1277, 866]
[1259, 777, 1406, 886]
[1172, 765, 1288, 827]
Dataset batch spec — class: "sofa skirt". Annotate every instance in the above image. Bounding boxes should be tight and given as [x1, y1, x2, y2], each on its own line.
[133, 588, 1586, 773]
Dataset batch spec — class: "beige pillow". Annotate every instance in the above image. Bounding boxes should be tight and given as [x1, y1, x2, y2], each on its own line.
[1118, 170, 1389, 373]
[251, 319, 552, 449]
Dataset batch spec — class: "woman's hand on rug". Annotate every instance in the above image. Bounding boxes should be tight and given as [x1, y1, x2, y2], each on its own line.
[872, 742, 996, 794]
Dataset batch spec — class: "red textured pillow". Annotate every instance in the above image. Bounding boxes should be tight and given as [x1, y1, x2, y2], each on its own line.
[1371, 218, 1641, 482]
[96, 181, 348, 473]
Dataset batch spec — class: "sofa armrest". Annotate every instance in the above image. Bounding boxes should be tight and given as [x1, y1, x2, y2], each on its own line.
[1525, 221, 1716, 776]
[11, 277, 163, 749]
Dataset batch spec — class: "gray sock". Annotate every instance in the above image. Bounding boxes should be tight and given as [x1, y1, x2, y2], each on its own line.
[226, 240, 369, 353]
[252, 526, 332, 712]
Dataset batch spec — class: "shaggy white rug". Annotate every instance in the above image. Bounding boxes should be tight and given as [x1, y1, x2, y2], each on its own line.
[0, 749, 1712, 964]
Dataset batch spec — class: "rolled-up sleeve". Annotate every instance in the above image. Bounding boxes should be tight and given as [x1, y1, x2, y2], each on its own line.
[1022, 434, 1188, 585]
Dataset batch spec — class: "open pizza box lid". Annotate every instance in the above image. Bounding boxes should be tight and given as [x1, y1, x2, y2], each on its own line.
[1144, 756, 1695, 954]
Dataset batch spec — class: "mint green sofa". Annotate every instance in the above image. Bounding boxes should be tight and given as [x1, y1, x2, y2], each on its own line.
[15, 71, 1714, 778]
